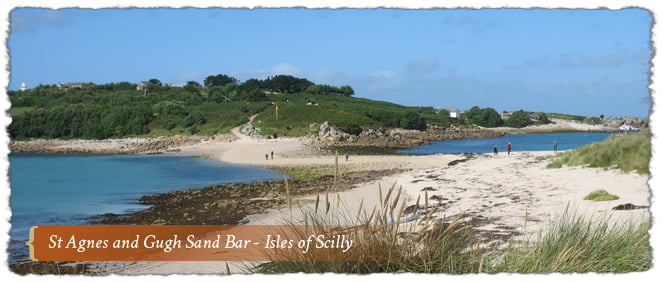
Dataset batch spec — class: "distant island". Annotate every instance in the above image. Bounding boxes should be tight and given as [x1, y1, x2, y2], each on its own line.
[7, 74, 648, 153]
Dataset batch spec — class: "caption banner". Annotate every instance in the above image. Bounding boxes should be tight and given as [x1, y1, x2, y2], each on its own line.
[28, 225, 358, 261]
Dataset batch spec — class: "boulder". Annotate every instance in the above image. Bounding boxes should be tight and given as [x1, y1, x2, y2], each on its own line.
[241, 124, 261, 135]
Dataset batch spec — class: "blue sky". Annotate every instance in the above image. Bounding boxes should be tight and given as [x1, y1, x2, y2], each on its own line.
[8, 7, 653, 118]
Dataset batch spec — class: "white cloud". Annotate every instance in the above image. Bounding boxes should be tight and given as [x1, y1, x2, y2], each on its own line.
[11, 9, 71, 33]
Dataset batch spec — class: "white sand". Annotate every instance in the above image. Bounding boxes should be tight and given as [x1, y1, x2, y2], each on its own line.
[171, 133, 452, 172]
[244, 150, 649, 236]
[109, 131, 650, 275]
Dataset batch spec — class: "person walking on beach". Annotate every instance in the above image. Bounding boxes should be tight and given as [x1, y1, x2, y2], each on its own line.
[265, 153, 269, 160]
[493, 145, 498, 156]
[345, 152, 349, 162]
[553, 140, 558, 154]
[506, 142, 512, 155]
[271, 151, 274, 159]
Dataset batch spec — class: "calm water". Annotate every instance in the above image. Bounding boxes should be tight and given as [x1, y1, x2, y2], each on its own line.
[398, 132, 613, 154]
[8, 154, 284, 263]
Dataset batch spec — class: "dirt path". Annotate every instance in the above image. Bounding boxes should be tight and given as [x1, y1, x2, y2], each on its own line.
[229, 114, 259, 142]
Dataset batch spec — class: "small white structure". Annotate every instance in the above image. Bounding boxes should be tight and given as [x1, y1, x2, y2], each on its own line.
[136, 81, 148, 90]
[439, 108, 461, 119]
[20, 82, 27, 91]
[57, 82, 84, 91]
[446, 108, 461, 119]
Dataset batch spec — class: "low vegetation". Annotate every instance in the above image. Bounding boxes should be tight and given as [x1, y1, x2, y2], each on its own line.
[546, 130, 650, 174]
[583, 189, 620, 201]
[265, 164, 355, 181]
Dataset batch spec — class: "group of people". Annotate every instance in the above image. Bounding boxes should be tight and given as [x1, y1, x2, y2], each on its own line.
[493, 140, 560, 156]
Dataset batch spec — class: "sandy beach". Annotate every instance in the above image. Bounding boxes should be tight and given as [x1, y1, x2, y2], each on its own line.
[101, 128, 650, 275]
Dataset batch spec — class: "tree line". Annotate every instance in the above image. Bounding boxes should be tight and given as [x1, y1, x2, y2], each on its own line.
[463, 106, 552, 128]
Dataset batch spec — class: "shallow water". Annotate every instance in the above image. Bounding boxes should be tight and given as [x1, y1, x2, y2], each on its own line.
[8, 154, 284, 263]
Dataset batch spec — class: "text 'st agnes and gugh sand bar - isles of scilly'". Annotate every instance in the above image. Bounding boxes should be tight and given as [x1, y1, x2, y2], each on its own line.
[1, 4, 659, 278]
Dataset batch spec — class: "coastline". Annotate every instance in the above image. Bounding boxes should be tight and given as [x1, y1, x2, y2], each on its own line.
[112, 136, 648, 274]
[8, 126, 649, 275]
[8, 117, 619, 156]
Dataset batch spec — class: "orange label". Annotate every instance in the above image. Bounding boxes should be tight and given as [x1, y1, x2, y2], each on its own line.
[28, 225, 360, 261]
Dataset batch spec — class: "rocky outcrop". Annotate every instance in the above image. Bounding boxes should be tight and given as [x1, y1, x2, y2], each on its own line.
[240, 124, 262, 136]
[604, 116, 649, 129]
[305, 122, 506, 149]
[315, 121, 352, 142]
[319, 121, 339, 138]
[612, 203, 648, 210]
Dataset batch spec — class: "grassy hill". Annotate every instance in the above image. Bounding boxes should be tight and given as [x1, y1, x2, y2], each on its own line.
[253, 93, 428, 137]
[547, 112, 602, 124]
[6, 79, 626, 140]
[7, 84, 454, 140]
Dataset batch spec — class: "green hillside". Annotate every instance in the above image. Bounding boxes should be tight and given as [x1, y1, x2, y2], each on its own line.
[6, 76, 453, 140]
[7, 74, 620, 140]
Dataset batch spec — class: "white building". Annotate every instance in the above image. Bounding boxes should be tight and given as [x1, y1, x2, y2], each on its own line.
[136, 81, 148, 90]
[20, 82, 27, 91]
[57, 82, 84, 91]
[439, 108, 461, 119]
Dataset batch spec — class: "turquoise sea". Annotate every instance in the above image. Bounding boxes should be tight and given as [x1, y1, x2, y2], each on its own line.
[8, 154, 285, 263]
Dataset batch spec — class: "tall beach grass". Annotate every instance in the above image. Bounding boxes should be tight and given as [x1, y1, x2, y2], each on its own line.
[486, 207, 651, 273]
[251, 183, 650, 273]
[253, 182, 485, 273]
[547, 129, 651, 174]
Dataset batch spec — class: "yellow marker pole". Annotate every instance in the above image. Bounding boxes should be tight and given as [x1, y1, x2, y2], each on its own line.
[275, 104, 279, 120]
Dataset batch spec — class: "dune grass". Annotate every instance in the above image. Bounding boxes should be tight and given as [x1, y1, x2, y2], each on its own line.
[486, 208, 650, 273]
[250, 181, 650, 274]
[546, 130, 650, 174]
[253, 183, 485, 273]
